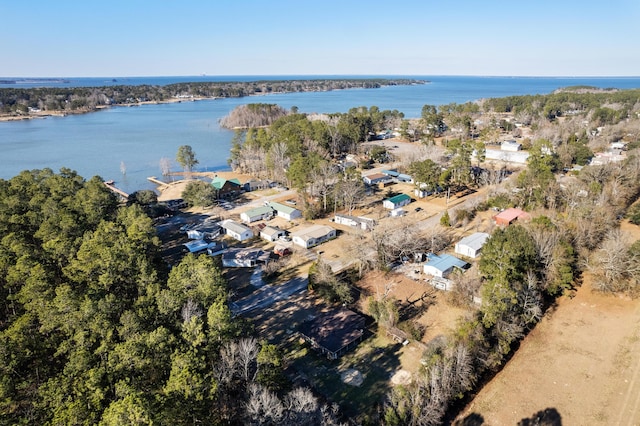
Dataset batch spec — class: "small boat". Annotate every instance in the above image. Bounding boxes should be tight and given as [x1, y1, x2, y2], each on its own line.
[104, 180, 115, 185]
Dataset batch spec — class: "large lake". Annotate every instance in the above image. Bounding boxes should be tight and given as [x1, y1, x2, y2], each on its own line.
[1, 75, 639, 193]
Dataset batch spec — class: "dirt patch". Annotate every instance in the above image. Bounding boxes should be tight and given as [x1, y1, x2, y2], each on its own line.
[456, 272, 640, 425]
[355, 270, 472, 373]
[390, 369, 412, 385]
[341, 368, 364, 386]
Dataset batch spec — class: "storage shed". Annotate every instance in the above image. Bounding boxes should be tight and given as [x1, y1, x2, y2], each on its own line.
[493, 208, 530, 226]
[455, 232, 490, 258]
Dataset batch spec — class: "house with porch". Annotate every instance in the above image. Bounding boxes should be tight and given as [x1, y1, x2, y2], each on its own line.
[211, 176, 242, 199]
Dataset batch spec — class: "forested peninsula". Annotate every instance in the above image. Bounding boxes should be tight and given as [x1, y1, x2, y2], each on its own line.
[0, 78, 425, 120]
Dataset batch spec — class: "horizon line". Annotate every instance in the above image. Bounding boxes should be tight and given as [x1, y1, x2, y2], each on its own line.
[3, 74, 640, 79]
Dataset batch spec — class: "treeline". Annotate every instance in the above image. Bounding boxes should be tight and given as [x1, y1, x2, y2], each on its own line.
[0, 78, 425, 115]
[0, 169, 346, 425]
[481, 87, 640, 122]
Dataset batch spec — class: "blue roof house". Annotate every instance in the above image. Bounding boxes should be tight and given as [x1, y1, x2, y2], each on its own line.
[423, 253, 469, 278]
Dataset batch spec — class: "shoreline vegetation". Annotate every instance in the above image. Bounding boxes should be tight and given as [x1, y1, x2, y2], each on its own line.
[0, 78, 426, 122]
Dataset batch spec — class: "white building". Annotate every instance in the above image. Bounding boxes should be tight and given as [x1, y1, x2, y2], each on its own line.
[292, 225, 336, 249]
[382, 193, 411, 210]
[268, 201, 302, 221]
[454, 232, 490, 258]
[501, 140, 522, 151]
[220, 219, 254, 242]
[260, 226, 286, 242]
[240, 205, 274, 223]
[333, 214, 376, 231]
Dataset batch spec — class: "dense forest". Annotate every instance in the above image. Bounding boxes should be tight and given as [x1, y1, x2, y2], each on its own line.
[0, 169, 346, 425]
[0, 79, 424, 116]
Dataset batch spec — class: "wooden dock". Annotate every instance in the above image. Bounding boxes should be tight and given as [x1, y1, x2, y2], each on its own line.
[103, 181, 129, 200]
[147, 176, 168, 187]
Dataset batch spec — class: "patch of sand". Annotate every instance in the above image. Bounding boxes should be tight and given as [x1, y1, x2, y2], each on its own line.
[390, 369, 412, 385]
[341, 368, 364, 387]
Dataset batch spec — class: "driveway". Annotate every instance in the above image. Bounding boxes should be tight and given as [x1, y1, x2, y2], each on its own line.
[230, 275, 309, 315]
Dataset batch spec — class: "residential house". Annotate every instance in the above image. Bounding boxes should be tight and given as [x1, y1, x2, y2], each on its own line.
[243, 179, 273, 192]
[383, 193, 411, 210]
[423, 253, 469, 278]
[363, 173, 392, 186]
[220, 219, 254, 242]
[333, 214, 376, 231]
[493, 208, 531, 226]
[185, 224, 221, 240]
[381, 169, 400, 178]
[268, 201, 302, 221]
[483, 149, 530, 164]
[298, 308, 366, 360]
[221, 248, 271, 268]
[292, 225, 336, 249]
[183, 240, 218, 254]
[455, 232, 490, 258]
[260, 226, 286, 242]
[501, 140, 522, 152]
[397, 173, 413, 183]
[211, 176, 242, 199]
[390, 208, 406, 217]
[240, 205, 274, 223]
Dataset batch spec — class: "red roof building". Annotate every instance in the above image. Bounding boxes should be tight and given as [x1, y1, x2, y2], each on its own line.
[493, 208, 531, 226]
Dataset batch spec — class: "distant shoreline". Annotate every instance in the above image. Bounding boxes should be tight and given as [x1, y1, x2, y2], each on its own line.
[0, 78, 427, 123]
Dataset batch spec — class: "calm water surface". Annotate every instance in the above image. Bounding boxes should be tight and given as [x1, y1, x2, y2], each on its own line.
[1, 76, 639, 193]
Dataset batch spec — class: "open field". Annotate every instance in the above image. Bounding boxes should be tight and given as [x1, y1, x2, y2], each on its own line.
[455, 221, 640, 425]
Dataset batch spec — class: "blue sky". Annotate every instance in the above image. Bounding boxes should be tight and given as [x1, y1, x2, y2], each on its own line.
[2, 0, 639, 77]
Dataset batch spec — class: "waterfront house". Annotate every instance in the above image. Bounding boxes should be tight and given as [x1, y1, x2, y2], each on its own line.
[211, 176, 242, 199]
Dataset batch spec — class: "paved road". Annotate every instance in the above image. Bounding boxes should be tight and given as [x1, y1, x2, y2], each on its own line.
[231, 275, 309, 316]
